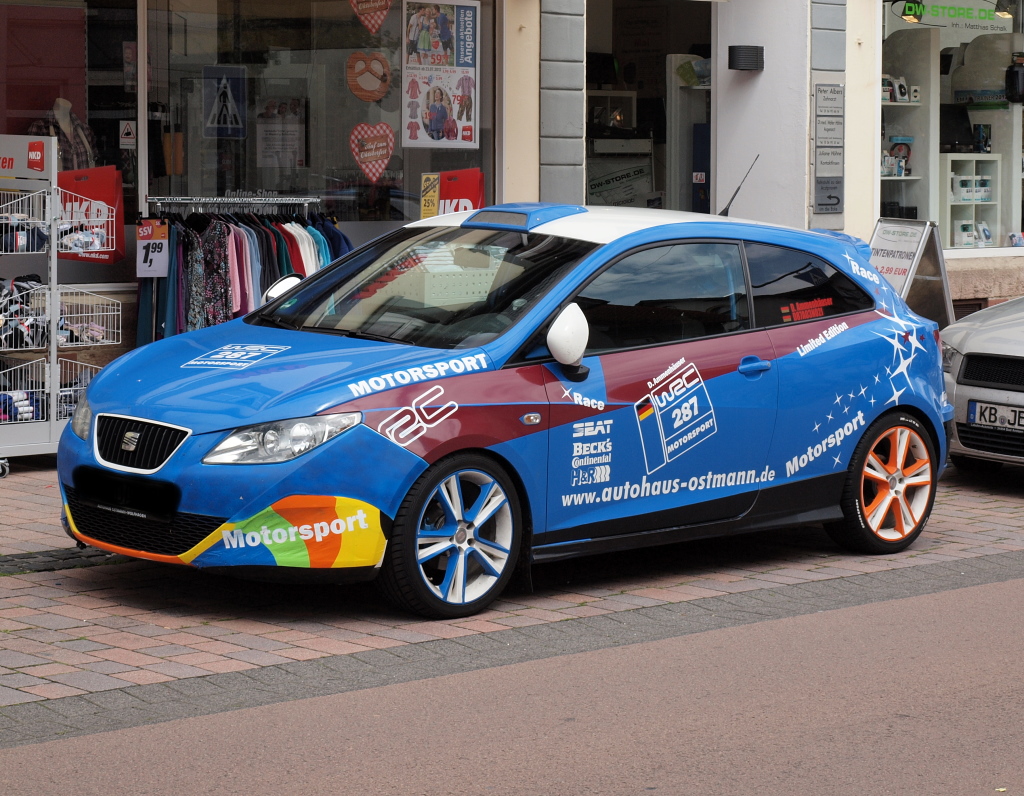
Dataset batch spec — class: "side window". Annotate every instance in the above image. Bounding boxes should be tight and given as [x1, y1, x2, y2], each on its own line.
[576, 243, 748, 354]
[745, 243, 874, 328]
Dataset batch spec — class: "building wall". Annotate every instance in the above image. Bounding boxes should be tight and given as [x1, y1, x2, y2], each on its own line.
[844, 0, 881, 242]
[538, 0, 587, 203]
[712, 0, 811, 226]
[499, 0, 542, 202]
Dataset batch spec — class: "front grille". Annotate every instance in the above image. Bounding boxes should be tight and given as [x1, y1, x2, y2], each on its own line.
[960, 354, 1024, 392]
[65, 486, 226, 556]
[956, 423, 1024, 458]
[96, 415, 189, 471]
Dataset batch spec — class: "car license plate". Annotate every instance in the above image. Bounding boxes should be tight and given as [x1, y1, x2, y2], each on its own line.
[968, 400, 1024, 431]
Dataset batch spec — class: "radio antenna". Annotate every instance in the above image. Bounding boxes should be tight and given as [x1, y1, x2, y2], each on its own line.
[718, 154, 759, 217]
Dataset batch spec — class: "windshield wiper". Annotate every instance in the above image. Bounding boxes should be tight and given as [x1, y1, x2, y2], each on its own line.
[301, 326, 407, 344]
[259, 313, 300, 330]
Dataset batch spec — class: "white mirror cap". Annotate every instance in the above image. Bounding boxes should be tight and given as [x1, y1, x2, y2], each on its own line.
[547, 302, 590, 367]
[263, 274, 303, 303]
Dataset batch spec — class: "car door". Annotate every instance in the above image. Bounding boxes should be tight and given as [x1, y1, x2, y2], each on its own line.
[541, 241, 780, 544]
[744, 242, 880, 488]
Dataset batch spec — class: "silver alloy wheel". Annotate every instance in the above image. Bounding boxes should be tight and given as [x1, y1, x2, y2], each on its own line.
[414, 468, 514, 605]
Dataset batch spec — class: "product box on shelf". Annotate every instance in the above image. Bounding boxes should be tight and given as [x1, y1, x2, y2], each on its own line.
[954, 221, 976, 247]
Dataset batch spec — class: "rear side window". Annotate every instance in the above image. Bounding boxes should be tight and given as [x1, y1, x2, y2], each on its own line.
[745, 243, 874, 328]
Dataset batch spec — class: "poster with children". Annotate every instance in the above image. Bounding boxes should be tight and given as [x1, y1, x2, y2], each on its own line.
[402, 0, 479, 149]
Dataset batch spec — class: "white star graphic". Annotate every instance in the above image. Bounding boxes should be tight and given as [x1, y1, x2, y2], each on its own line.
[826, 411, 834, 422]
[876, 330, 907, 356]
[813, 422, 821, 433]
[858, 385, 867, 397]
[842, 405, 850, 414]
[834, 393, 843, 405]
[869, 396, 876, 406]
[885, 383, 906, 405]
[833, 454, 842, 467]
[891, 350, 914, 382]
[561, 385, 573, 399]
[873, 374, 881, 384]
[906, 332, 926, 355]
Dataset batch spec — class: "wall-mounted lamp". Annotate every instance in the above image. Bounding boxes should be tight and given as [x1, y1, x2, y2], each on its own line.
[995, 0, 1014, 19]
[728, 45, 764, 71]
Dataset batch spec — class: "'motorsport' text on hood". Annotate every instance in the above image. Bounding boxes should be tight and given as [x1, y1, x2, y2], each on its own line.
[85, 319, 492, 433]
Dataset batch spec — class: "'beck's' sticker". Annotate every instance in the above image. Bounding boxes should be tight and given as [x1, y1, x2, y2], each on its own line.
[182, 344, 290, 370]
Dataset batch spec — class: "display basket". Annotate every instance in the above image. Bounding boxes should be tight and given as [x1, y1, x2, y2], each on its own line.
[58, 287, 121, 347]
[0, 356, 48, 425]
[58, 358, 102, 421]
[57, 188, 116, 253]
[0, 189, 49, 254]
[0, 284, 49, 351]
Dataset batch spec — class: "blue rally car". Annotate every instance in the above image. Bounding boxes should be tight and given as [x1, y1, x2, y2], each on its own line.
[58, 204, 953, 617]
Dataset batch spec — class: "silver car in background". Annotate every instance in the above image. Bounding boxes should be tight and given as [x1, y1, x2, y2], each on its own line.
[942, 296, 1024, 473]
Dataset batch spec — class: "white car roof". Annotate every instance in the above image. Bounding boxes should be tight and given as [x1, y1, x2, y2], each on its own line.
[407, 205, 777, 245]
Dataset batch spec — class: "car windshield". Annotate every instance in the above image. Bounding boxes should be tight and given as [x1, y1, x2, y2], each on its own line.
[252, 226, 598, 349]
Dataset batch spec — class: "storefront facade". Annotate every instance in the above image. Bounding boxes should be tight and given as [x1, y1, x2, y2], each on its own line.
[4, 0, 1024, 334]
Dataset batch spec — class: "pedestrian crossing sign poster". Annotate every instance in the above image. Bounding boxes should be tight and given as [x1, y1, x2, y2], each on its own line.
[203, 66, 247, 139]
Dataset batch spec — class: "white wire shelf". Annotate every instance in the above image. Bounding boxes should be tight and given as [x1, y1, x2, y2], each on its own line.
[0, 357, 47, 425]
[0, 284, 48, 351]
[58, 287, 122, 347]
[0, 187, 118, 254]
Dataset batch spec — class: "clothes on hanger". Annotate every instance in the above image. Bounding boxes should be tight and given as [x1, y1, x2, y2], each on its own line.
[136, 207, 353, 342]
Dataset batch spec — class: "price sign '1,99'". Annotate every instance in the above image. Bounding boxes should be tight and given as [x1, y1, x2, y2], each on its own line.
[136, 220, 170, 278]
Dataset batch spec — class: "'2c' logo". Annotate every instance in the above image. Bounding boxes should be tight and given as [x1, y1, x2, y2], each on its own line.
[378, 385, 458, 447]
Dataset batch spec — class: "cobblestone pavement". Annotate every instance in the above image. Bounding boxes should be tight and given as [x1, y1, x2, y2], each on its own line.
[0, 454, 1022, 737]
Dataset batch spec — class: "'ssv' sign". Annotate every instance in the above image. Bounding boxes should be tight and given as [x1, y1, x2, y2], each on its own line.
[378, 385, 458, 447]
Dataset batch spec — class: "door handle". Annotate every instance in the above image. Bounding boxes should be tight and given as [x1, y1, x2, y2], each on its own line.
[738, 356, 772, 374]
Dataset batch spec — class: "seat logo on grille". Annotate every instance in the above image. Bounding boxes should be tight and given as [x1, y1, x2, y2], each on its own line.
[121, 431, 141, 452]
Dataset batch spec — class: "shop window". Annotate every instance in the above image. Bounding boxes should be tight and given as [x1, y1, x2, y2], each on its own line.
[146, 0, 493, 232]
[576, 242, 748, 353]
[882, 2, 1023, 249]
[745, 243, 873, 328]
[1, 1, 139, 280]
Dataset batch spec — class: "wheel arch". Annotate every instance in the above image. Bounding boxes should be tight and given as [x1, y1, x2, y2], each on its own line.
[873, 404, 943, 457]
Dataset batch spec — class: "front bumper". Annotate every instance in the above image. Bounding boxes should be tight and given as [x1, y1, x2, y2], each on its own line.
[57, 421, 427, 572]
[945, 374, 1024, 464]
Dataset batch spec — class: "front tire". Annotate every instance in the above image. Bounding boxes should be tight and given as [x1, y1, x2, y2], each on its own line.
[826, 412, 937, 554]
[378, 454, 522, 618]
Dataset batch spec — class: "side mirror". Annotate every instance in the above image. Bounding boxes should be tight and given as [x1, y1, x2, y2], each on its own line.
[546, 302, 590, 382]
[262, 274, 303, 304]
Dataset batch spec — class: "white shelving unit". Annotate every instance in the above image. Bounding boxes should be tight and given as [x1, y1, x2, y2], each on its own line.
[0, 133, 119, 475]
[880, 28, 940, 227]
[940, 153, 1002, 248]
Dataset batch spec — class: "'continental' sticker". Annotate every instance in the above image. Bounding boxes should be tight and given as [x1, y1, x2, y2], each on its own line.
[183, 495, 387, 569]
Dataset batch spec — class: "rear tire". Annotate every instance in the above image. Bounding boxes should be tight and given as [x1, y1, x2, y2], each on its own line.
[826, 412, 937, 554]
[377, 454, 522, 618]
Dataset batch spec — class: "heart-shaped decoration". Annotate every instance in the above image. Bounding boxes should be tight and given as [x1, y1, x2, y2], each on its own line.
[349, 0, 392, 35]
[346, 52, 391, 102]
[349, 123, 395, 183]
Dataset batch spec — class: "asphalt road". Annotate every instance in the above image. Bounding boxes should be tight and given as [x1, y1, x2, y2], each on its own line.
[2, 567, 1022, 795]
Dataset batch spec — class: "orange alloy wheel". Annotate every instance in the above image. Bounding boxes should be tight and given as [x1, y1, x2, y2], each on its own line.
[859, 424, 933, 541]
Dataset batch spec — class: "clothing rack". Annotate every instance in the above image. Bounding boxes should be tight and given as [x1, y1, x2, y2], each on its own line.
[146, 196, 322, 215]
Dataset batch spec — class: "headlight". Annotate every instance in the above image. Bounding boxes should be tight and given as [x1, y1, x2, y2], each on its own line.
[203, 412, 361, 464]
[941, 342, 960, 373]
[70, 395, 93, 440]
